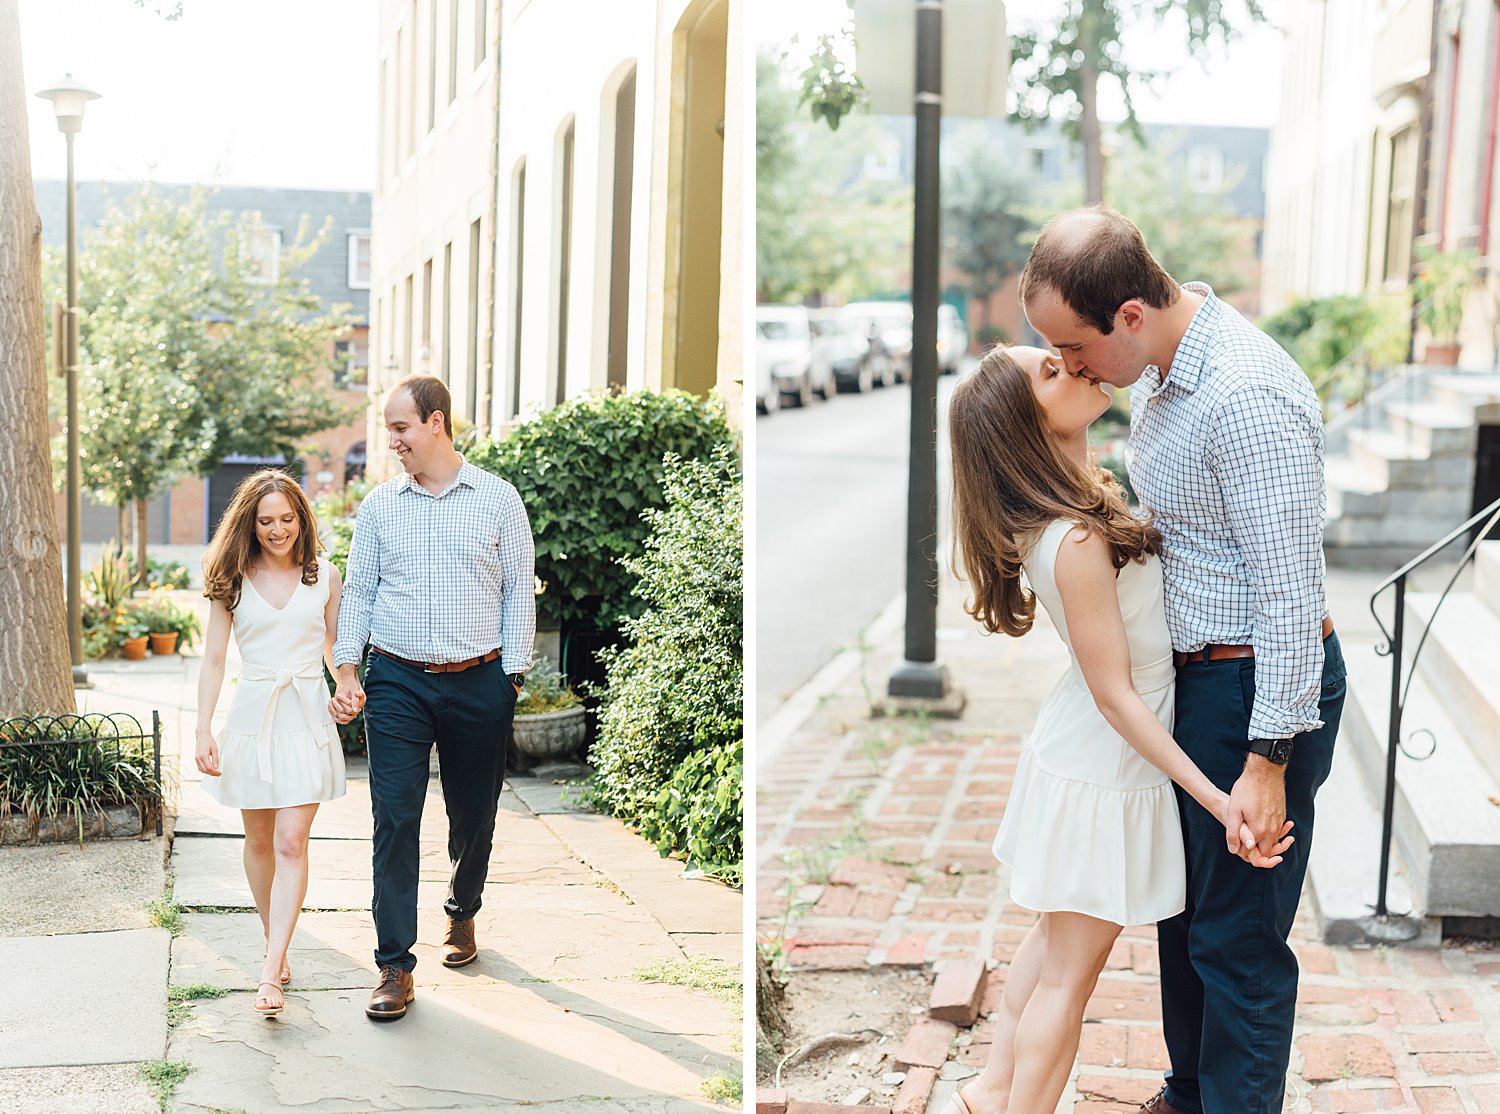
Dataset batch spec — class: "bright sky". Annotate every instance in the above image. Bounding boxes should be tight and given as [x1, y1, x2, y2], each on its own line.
[755, 0, 1287, 129]
[20, 0, 376, 190]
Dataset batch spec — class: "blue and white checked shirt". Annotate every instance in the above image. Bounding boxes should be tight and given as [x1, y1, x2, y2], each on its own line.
[333, 458, 536, 674]
[1127, 284, 1327, 740]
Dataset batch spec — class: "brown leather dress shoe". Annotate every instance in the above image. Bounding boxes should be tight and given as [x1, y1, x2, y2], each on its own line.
[365, 964, 415, 1019]
[1139, 1087, 1186, 1114]
[442, 916, 478, 967]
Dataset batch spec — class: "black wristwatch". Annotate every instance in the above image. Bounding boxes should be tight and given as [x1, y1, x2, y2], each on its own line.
[1247, 737, 1293, 765]
[508, 672, 525, 690]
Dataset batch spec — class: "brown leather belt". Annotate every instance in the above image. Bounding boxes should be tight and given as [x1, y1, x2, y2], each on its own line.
[370, 646, 501, 674]
[1173, 616, 1334, 668]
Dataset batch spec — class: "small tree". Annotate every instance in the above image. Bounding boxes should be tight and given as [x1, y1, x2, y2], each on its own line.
[941, 124, 1041, 340]
[49, 188, 355, 577]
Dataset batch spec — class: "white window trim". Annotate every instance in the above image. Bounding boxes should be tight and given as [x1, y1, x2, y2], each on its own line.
[245, 229, 282, 285]
[348, 230, 372, 290]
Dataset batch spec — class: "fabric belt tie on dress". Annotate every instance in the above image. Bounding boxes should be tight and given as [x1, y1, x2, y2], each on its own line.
[1172, 615, 1335, 668]
[240, 660, 333, 783]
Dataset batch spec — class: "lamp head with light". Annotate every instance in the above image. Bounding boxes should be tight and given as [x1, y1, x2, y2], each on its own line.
[35, 73, 101, 135]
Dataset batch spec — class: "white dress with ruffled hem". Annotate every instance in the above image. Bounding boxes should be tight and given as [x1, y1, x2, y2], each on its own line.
[203, 558, 346, 809]
[991, 519, 1185, 926]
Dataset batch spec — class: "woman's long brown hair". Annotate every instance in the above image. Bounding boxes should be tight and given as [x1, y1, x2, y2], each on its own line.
[202, 469, 323, 612]
[948, 347, 1160, 637]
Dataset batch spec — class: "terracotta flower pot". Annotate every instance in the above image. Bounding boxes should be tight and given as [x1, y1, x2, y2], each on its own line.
[121, 636, 149, 661]
[149, 631, 179, 655]
[1423, 341, 1462, 366]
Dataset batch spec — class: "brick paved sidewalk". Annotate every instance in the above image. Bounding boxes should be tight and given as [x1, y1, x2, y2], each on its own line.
[756, 570, 1500, 1114]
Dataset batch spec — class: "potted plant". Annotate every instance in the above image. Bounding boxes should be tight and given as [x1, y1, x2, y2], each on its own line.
[511, 657, 586, 762]
[1413, 245, 1476, 365]
[115, 613, 151, 661]
[130, 593, 201, 655]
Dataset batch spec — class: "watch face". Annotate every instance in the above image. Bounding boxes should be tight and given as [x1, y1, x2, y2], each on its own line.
[1270, 739, 1292, 764]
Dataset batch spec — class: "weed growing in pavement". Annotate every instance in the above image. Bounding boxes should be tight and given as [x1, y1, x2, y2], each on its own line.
[633, 956, 740, 1009]
[138, 1059, 191, 1111]
[701, 1072, 743, 1104]
[166, 983, 228, 1029]
[146, 881, 183, 941]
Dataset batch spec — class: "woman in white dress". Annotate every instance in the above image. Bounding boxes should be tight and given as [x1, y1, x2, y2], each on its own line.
[195, 469, 347, 1018]
[942, 348, 1293, 1113]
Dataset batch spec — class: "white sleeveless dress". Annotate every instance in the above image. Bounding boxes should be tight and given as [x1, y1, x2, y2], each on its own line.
[204, 558, 346, 809]
[991, 519, 1186, 926]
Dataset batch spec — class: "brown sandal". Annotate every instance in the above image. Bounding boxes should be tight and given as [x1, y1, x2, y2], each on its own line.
[254, 981, 284, 1016]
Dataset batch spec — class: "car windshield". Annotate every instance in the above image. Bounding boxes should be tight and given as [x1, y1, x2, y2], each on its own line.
[758, 319, 798, 340]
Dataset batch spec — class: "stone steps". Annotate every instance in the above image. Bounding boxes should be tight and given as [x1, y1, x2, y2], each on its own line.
[1339, 638, 1500, 918]
[1405, 590, 1500, 785]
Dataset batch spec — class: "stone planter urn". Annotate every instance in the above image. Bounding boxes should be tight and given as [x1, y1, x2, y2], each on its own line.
[512, 705, 587, 761]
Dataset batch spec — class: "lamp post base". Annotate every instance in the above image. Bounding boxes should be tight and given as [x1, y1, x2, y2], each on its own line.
[887, 658, 956, 699]
[72, 664, 92, 689]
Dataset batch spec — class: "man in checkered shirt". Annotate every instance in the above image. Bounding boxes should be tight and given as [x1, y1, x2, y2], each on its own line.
[330, 373, 535, 1021]
[1020, 209, 1347, 1114]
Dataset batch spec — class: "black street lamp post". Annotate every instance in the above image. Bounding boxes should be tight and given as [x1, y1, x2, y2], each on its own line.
[36, 73, 100, 687]
[888, 1, 952, 701]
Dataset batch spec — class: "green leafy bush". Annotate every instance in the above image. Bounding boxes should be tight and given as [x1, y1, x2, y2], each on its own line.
[515, 656, 581, 715]
[0, 715, 163, 841]
[586, 448, 742, 884]
[465, 390, 733, 629]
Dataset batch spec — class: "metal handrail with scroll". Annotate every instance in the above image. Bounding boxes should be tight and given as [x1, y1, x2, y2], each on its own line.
[1365, 495, 1500, 940]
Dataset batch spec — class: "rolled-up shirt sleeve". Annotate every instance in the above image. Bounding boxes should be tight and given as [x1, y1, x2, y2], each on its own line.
[1208, 383, 1326, 739]
[497, 485, 536, 674]
[333, 496, 380, 668]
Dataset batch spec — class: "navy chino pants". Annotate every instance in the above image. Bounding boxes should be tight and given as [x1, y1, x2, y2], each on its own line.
[362, 650, 518, 972]
[1158, 633, 1346, 1114]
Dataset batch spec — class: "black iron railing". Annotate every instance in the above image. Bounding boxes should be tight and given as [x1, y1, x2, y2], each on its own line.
[0, 711, 162, 840]
[1367, 496, 1500, 934]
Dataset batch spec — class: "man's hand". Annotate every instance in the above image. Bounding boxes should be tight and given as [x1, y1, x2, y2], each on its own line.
[1226, 755, 1289, 860]
[329, 664, 366, 725]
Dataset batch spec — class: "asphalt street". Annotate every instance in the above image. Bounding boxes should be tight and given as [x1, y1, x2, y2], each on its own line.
[754, 368, 964, 725]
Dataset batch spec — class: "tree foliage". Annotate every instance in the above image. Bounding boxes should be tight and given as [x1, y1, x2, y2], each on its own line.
[757, 50, 911, 305]
[1104, 132, 1246, 295]
[1009, 0, 1266, 203]
[941, 124, 1042, 326]
[45, 187, 356, 570]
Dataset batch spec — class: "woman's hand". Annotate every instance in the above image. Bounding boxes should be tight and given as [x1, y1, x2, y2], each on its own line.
[1218, 792, 1294, 867]
[195, 730, 221, 777]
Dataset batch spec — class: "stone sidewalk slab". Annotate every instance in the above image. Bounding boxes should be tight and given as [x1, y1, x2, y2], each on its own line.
[169, 980, 731, 1112]
[170, 887, 687, 990]
[0, 929, 170, 1068]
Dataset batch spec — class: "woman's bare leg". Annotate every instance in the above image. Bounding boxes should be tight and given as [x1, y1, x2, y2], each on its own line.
[1006, 911, 1121, 1111]
[958, 917, 1049, 1113]
[258, 803, 319, 997]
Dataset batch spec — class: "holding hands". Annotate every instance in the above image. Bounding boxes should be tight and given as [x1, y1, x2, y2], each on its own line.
[1220, 762, 1294, 869]
[329, 667, 366, 725]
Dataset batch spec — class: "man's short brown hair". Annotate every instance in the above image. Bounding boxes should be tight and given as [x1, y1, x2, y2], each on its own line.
[1018, 207, 1179, 335]
[388, 373, 453, 439]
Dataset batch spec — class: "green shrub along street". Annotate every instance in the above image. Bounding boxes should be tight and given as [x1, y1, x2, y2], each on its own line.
[316, 392, 744, 887]
[463, 389, 733, 630]
[587, 447, 743, 885]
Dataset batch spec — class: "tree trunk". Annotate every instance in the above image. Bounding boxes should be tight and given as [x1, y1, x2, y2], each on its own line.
[117, 503, 129, 554]
[0, 0, 77, 714]
[135, 498, 149, 586]
[1077, 2, 1105, 206]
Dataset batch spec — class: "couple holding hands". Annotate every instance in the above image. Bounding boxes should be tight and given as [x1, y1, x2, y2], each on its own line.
[193, 373, 535, 1021]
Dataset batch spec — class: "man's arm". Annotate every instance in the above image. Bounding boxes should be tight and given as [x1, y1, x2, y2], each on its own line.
[1209, 381, 1327, 851]
[331, 494, 380, 708]
[497, 484, 536, 676]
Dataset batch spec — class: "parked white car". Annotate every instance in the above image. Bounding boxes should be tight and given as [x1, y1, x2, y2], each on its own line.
[841, 301, 913, 384]
[756, 304, 834, 406]
[754, 336, 779, 415]
[810, 309, 892, 392]
[938, 303, 969, 374]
